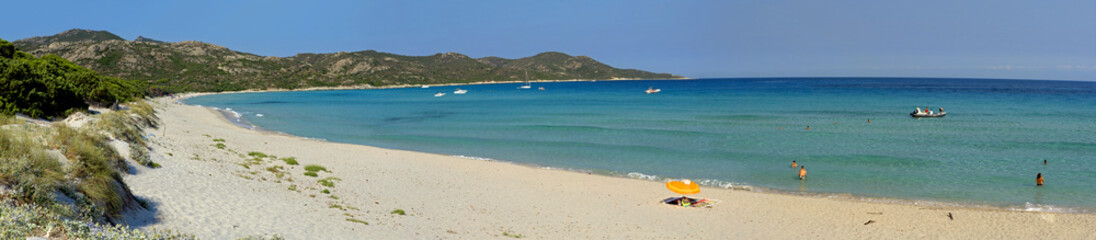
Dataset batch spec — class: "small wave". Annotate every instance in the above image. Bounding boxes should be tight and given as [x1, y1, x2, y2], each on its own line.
[626, 172, 660, 181]
[256, 113, 264, 117]
[1017, 202, 1089, 214]
[452, 155, 496, 161]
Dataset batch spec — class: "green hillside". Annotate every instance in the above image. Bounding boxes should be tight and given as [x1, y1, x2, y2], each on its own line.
[14, 29, 682, 92]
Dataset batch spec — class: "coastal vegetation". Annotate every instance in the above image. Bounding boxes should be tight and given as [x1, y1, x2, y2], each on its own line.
[0, 102, 180, 238]
[14, 29, 681, 93]
[1, 38, 147, 119]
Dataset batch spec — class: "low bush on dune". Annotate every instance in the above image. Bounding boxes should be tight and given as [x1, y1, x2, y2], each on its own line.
[317, 177, 341, 187]
[0, 130, 65, 207]
[248, 151, 268, 158]
[280, 157, 298, 165]
[304, 164, 327, 172]
[0, 201, 194, 239]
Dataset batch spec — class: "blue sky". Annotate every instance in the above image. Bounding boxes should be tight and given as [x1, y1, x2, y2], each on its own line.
[2, 0, 1094, 81]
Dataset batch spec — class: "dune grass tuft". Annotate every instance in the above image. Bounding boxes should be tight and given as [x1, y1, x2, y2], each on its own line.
[503, 232, 525, 238]
[303, 171, 318, 177]
[0, 130, 64, 206]
[346, 218, 369, 225]
[391, 209, 406, 215]
[248, 151, 268, 158]
[280, 157, 299, 165]
[304, 164, 327, 172]
[317, 177, 341, 188]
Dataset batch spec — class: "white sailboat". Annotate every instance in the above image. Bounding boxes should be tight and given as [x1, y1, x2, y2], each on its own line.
[519, 70, 532, 89]
[434, 92, 446, 97]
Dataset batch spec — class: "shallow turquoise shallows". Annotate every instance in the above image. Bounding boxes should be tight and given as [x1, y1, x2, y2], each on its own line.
[187, 78, 1096, 212]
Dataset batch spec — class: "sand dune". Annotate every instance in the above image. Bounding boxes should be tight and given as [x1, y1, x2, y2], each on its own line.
[123, 95, 1096, 239]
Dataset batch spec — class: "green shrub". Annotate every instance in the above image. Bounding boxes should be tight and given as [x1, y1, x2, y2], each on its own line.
[280, 157, 298, 165]
[321, 189, 330, 194]
[317, 177, 341, 188]
[390, 209, 406, 215]
[304, 164, 327, 172]
[214, 143, 226, 149]
[303, 171, 318, 177]
[248, 151, 268, 158]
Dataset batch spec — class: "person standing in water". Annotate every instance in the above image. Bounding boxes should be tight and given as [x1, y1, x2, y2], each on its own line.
[792, 161, 797, 168]
[798, 166, 807, 180]
[1036, 173, 1044, 186]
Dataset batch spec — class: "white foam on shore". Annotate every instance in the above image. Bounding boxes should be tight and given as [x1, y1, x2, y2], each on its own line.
[626, 172, 659, 181]
[1018, 202, 1090, 214]
[452, 155, 496, 161]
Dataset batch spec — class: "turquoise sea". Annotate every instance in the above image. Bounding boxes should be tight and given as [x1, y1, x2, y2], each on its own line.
[186, 78, 1096, 212]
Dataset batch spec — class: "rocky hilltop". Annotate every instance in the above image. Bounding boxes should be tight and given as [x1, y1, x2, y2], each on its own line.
[14, 29, 681, 92]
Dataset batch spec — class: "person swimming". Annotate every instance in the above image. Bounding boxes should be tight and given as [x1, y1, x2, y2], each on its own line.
[1037, 173, 1044, 186]
[798, 166, 807, 180]
[791, 160, 797, 168]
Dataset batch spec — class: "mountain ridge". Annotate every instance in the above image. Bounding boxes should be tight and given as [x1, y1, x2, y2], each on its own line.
[13, 29, 683, 92]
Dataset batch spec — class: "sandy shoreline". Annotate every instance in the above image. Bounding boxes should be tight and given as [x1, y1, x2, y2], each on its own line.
[123, 95, 1096, 239]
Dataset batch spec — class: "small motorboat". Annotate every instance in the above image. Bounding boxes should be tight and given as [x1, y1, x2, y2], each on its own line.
[645, 87, 661, 94]
[910, 107, 946, 118]
[421, 85, 430, 88]
[453, 88, 468, 94]
[434, 92, 446, 97]
[910, 111, 946, 118]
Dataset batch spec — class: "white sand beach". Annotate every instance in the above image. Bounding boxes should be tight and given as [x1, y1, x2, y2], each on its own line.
[123, 96, 1096, 239]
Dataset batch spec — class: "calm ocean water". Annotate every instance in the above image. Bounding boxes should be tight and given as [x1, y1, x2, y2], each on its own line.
[187, 78, 1096, 211]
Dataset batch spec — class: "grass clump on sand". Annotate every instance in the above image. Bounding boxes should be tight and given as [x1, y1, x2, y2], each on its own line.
[391, 209, 406, 215]
[213, 138, 225, 142]
[304, 164, 328, 172]
[89, 102, 160, 168]
[317, 177, 341, 187]
[248, 151, 268, 158]
[236, 234, 285, 240]
[346, 218, 369, 225]
[503, 232, 525, 238]
[321, 189, 330, 194]
[0, 120, 171, 235]
[0, 200, 195, 239]
[303, 171, 318, 177]
[280, 156, 299, 165]
[214, 143, 226, 149]
[0, 129, 64, 207]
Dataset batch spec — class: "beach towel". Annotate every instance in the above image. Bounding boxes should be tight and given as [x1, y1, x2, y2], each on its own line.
[661, 197, 719, 208]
